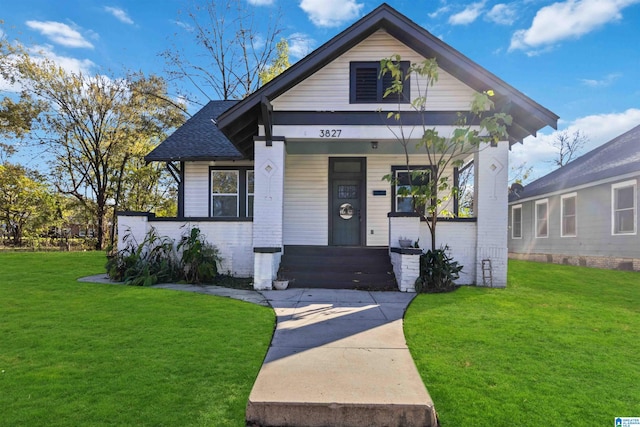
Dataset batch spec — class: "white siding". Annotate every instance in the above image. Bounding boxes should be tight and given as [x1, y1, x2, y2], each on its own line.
[184, 162, 209, 217]
[283, 155, 329, 245]
[272, 30, 476, 112]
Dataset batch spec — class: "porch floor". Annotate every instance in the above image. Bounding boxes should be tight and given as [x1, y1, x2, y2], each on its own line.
[246, 288, 437, 427]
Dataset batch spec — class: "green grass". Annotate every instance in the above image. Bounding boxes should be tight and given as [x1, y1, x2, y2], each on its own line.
[0, 252, 275, 427]
[405, 260, 640, 426]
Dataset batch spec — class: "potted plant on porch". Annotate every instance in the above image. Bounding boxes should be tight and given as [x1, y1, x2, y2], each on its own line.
[273, 272, 291, 290]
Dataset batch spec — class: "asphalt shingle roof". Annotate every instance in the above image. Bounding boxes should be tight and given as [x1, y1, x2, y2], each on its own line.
[510, 124, 640, 202]
[145, 100, 243, 162]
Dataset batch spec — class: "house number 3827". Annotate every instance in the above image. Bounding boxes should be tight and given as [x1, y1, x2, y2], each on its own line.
[319, 129, 342, 138]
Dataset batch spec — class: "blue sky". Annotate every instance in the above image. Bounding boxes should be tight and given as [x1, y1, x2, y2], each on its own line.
[2, 0, 640, 181]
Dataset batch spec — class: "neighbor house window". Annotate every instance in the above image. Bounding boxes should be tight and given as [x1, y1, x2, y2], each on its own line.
[535, 199, 548, 238]
[350, 61, 410, 103]
[561, 193, 577, 237]
[210, 167, 254, 218]
[612, 180, 637, 235]
[391, 166, 431, 214]
[511, 205, 522, 239]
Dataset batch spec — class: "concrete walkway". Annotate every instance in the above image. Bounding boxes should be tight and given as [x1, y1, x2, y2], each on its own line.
[247, 288, 437, 427]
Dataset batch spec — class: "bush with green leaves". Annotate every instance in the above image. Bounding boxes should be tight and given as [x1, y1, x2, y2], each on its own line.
[177, 226, 221, 284]
[414, 246, 463, 293]
[106, 226, 221, 286]
[106, 227, 179, 286]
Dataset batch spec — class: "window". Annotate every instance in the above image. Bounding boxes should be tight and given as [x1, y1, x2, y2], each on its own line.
[612, 180, 637, 235]
[210, 167, 254, 218]
[211, 170, 239, 217]
[391, 166, 431, 214]
[511, 205, 522, 239]
[535, 199, 548, 238]
[561, 193, 577, 237]
[350, 61, 410, 104]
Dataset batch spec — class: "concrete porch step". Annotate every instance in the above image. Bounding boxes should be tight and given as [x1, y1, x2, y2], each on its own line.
[281, 246, 397, 290]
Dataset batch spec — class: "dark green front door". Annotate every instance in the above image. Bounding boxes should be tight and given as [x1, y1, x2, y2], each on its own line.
[329, 158, 365, 246]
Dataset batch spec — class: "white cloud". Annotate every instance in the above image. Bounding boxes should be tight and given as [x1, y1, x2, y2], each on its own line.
[25, 20, 93, 49]
[579, 73, 622, 87]
[288, 32, 315, 60]
[247, 0, 275, 5]
[510, 108, 640, 180]
[509, 0, 640, 52]
[448, 1, 487, 25]
[299, 0, 364, 27]
[28, 44, 96, 75]
[486, 3, 518, 25]
[428, 6, 451, 19]
[104, 6, 134, 25]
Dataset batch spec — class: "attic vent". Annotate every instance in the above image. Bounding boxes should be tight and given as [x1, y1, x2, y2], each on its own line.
[354, 67, 378, 102]
[349, 61, 410, 104]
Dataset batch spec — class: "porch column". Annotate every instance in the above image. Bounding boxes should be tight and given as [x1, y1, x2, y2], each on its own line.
[252, 138, 286, 290]
[474, 141, 509, 287]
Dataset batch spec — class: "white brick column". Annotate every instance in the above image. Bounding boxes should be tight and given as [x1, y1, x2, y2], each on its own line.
[252, 139, 286, 290]
[474, 141, 509, 287]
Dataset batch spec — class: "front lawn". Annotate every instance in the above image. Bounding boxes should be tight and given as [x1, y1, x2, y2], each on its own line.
[0, 252, 274, 427]
[405, 260, 640, 426]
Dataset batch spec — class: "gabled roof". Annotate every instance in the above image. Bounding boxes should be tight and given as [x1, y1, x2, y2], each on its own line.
[145, 100, 242, 162]
[217, 3, 558, 158]
[510, 124, 640, 202]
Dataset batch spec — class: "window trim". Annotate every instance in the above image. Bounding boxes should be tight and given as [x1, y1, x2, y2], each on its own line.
[560, 192, 577, 238]
[390, 166, 433, 214]
[349, 61, 410, 104]
[534, 198, 549, 238]
[611, 179, 637, 236]
[246, 170, 254, 217]
[209, 166, 254, 219]
[511, 204, 523, 239]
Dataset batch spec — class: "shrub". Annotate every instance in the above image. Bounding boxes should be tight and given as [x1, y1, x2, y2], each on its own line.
[106, 226, 221, 286]
[414, 246, 463, 293]
[106, 227, 179, 286]
[177, 227, 221, 284]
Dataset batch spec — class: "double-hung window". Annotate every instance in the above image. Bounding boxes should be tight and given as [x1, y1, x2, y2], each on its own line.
[210, 167, 254, 218]
[561, 193, 577, 237]
[535, 199, 548, 238]
[511, 205, 522, 239]
[350, 61, 410, 104]
[612, 180, 637, 235]
[391, 166, 431, 215]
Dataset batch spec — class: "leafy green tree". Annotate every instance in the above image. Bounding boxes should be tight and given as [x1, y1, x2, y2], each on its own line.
[259, 38, 290, 85]
[0, 163, 57, 245]
[7, 53, 185, 250]
[381, 55, 512, 252]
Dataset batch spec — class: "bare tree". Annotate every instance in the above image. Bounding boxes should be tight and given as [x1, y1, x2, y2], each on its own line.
[162, 0, 283, 103]
[551, 129, 588, 167]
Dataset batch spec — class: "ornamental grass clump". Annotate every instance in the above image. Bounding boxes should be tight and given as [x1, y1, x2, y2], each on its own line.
[106, 226, 220, 285]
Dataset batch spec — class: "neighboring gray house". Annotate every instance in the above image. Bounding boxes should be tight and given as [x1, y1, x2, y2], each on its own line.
[508, 124, 640, 271]
[119, 4, 557, 290]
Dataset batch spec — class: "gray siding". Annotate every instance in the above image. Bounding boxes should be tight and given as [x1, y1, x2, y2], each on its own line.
[509, 176, 640, 258]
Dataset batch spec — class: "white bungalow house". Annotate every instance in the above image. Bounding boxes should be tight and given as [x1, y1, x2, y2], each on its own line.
[118, 4, 557, 290]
